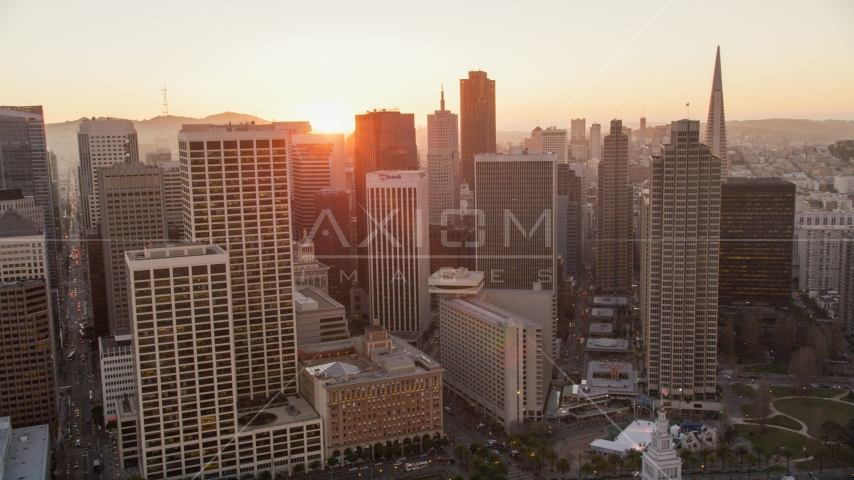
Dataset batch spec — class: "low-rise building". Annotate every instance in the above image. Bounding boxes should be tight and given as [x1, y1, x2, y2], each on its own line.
[298, 322, 443, 459]
[295, 286, 348, 345]
[0, 417, 50, 480]
[99, 334, 136, 421]
[293, 237, 329, 294]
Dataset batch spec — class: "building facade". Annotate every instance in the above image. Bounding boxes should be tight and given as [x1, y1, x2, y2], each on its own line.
[459, 71, 496, 187]
[427, 89, 460, 225]
[294, 285, 348, 345]
[99, 162, 168, 333]
[152, 161, 184, 240]
[77, 118, 139, 231]
[475, 153, 557, 291]
[312, 187, 354, 313]
[640, 120, 720, 401]
[293, 236, 330, 294]
[570, 119, 586, 145]
[99, 334, 136, 421]
[589, 123, 602, 160]
[366, 170, 430, 336]
[798, 225, 853, 292]
[719, 178, 795, 305]
[596, 120, 633, 294]
[540, 128, 569, 163]
[298, 322, 443, 459]
[179, 121, 310, 403]
[705, 46, 727, 181]
[291, 134, 340, 237]
[126, 244, 324, 479]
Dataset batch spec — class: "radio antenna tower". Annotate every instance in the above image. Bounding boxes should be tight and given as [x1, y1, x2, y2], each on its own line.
[161, 82, 169, 116]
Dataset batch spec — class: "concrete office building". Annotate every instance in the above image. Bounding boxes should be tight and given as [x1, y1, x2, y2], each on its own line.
[798, 225, 853, 292]
[570, 119, 586, 145]
[152, 161, 183, 240]
[719, 178, 795, 305]
[295, 285, 348, 345]
[0, 107, 58, 294]
[311, 187, 354, 312]
[639, 116, 647, 146]
[144, 148, 172, 164]
[596, 120, 633, 294]
[366, 170, 430, 336]
[475, 153, 557, 291]
[125, 244, 325, 479]
[589, 123, 602, 160]
[640, 120, 720, 402]
[0, 190, 43, 228]
[180, 121, 310, 403]
[705, 47, 728, 181]
[291, 133, 347, 237]
[427, 88, 460, 225]
[298, 321, 443, 459]
[430, 268, 546, 428]
[540, 127, 569, 163]
[99, 162, 168, 333]
[557, 163, 584, 277]
[0, 417, 50, 480]
[460, 71, 496, 186]
[99, 333, 136, 421]
[77, 118, 139, 231]
[837, 231, 854, 334]
[0, 210, 49, 283]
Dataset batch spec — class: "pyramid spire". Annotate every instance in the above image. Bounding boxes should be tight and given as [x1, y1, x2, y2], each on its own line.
[705, 45, 727, 180]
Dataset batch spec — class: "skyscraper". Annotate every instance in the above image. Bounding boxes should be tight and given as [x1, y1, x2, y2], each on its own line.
[557, 163, 583, 277]
[99, 162, 168, 333]
[588, 123, 602, 160]
[427, 88, 460, 224]
[705, 46, 728, 181]
[0, 106, 59, 291]
[366, 170, 430, 336]
[639, 115, 647, 146]
[719, 178, 795, 306]
[570, 118, 586, 145]
[180, 121, 310, 403]
[460, 71, 496, 187]
[0, 209, 55, 428]
[354, 110, 418, 247]
[475, 153, 557, 291]
[312, 187, 354, 312]
[640, 119, 720, 402]
[596, 119, 633, 294]
[77, 118, 139, 231]
[290, 134, 335, 236]
[540, 127, 569, 163]
[125, 243, 325, 479]
[152, 161, 183, 240]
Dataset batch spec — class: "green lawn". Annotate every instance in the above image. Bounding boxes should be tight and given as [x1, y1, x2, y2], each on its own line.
[774, 398, 854, 436]
[734, 424, 813, 458]
[744, 415, 802, 431]
[732, 383, 757, 399]
[742, 363, 789, 375]
[768, 386, 840, 399]
[796, 455, 854, 471]
[741, 402, 759, 419]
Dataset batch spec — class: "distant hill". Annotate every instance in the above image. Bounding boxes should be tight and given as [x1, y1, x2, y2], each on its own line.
[727, 119, 854, 142]
[46, 112, 270, 167]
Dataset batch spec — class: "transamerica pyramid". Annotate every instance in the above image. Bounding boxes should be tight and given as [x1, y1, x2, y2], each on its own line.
[705, 46, 728, 181]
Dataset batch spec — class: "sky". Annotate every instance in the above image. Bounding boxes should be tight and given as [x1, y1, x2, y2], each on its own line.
[1, 0, 853, 133]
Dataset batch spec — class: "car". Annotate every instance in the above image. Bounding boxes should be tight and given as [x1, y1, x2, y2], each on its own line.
[492, 449, 500, 454]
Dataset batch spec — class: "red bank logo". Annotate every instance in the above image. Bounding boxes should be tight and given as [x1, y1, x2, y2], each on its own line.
[379, 174, 402, 180]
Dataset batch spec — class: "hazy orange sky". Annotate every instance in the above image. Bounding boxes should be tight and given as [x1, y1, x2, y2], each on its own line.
[1, 0, 852, 132]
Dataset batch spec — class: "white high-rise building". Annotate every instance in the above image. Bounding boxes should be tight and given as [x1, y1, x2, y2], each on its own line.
[640, 120, 720, 402]
[540, 127, 569, 163]
[589, 123, 602, 160]
[641, 410, 682, 480]
[0, 209, 48, 283]
[125, 244, 324, 479]
[431, 268, 546, 428]
[427, 89, 460, 224]
[180, 121, 310, 404]
[98, 333, 135, 420]
[798, 224, 854, 292]
[77, 118, 139, 231]
[705, 46, 728, 181]
[366, 170, 431, 336]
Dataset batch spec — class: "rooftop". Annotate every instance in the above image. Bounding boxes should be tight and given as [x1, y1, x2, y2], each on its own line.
[0, 209, 40, 237]
[295, 285, 344, 312]
[592, 296, 629, 306]
[589, 419, 656, 456]
[99, 335, 133, 353]
[585, 338, 630, 351]
[0, 418, 50, 480]
[237, 395, 320, 430]
[590, 308, 615, 318]
[429, 268, 484, 295]
[588, 323, 614, 334]
[126, 243, 225, 262]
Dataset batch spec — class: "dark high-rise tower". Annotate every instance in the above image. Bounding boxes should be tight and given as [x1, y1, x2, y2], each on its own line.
[0, 106, 58, 292]
[705, 46, 727, 180]
[719, 178, 795, 305]
[460, 71, 496, 187]
[353, 110, 417, 283]
[596, 119, 633, 293]
[313, 186, 354, 313]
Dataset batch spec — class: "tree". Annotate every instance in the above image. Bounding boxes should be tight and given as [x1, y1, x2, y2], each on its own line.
[546, 449, 560, 472]
[241, 474, 255, 480]
[257, 472, 272, 480]
[753, 444, 768, 475]
[606, 453, 623, 477]
[308, 460, 321, 472]
[592, 455, 608, 477]
[624, 449, 642, 475]
[580, 462, 595, 479]
[745, 452, 758, 478]
[788, 346, 818, 394]
[292, 464, 304, 476]
[557, 457, 572, 477]
[721, 319, 736, 355]
[326, 457, 339, 468]
[737, 315, 761, 357]
[820, 420, 847, 458]
[813, 441, 830, 474]
[755, 381, 773, 431]
[422, 437, 434, 454]
[780, 448, 794, 475]
[734, 445, 748, 471]
[806, 325, 829, 372]
[455, 444, 470, 466]
[772, 315, 798, 360]
[345, 452, 359, 464]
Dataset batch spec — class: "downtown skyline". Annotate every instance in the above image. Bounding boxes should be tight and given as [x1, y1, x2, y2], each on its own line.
[1, 1, 853, 131]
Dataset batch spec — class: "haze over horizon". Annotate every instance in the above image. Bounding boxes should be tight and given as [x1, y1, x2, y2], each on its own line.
[2, 0, 853, 133]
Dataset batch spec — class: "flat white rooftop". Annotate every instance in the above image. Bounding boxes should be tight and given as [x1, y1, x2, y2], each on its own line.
[2, 420, 50, 480]
[592, 296, 629, 306]
[588, 323, 614, 334]
[585, 337, 630, 351]
[591, 308, 615, 318]
[590, 419, 657, 455]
